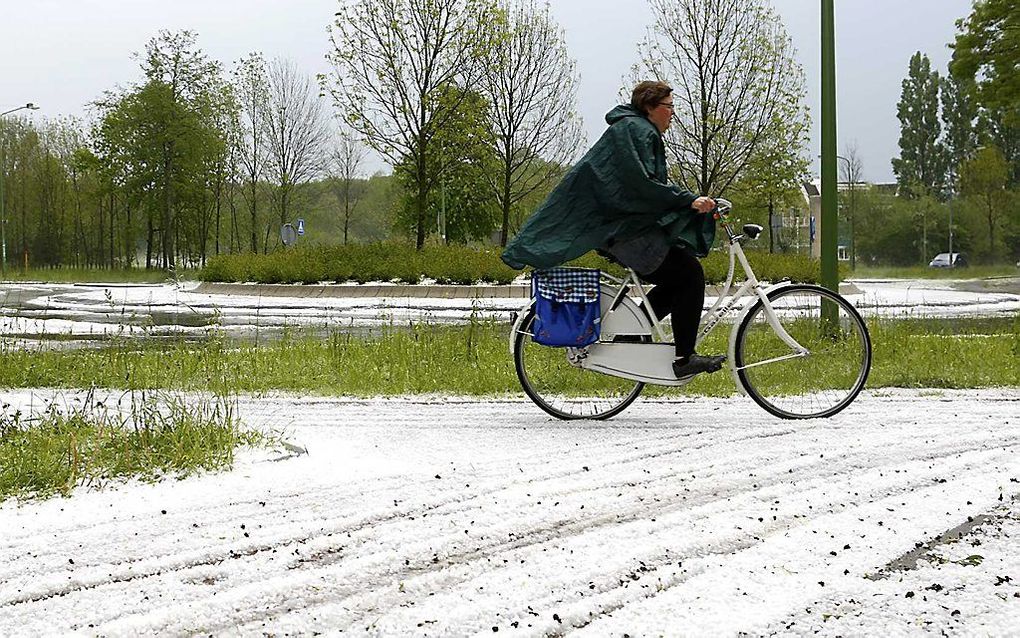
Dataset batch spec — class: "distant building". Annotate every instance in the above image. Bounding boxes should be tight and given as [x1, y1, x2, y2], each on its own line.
[772, 179, 887, 259]
[771, 181, 819, 257]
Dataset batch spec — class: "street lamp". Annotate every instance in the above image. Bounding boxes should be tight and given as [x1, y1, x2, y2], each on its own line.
[0, 102, 39, 277]
[1, 103, 38, 118]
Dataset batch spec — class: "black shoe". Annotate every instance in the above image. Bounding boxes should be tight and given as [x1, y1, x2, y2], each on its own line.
[672, 353, 726, 378]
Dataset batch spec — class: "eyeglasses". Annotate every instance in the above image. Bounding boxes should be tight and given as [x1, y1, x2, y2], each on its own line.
[657, 102, 675, 111]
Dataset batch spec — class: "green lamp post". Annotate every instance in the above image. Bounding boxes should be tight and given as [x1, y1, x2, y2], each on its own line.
[820, 1, 838, 294]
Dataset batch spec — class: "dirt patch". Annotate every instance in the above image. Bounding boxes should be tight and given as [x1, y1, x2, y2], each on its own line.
[950, 276, 1020, 295]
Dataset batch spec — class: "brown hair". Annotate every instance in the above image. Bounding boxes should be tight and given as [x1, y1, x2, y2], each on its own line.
[630, 80, 673, 115]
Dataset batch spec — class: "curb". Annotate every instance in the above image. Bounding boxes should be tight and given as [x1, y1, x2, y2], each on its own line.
[194, 281, 862, 299]
[193, 282, 533, 299]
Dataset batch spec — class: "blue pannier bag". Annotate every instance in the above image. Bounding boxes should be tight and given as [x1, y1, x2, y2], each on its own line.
[531, 268, 601, 347]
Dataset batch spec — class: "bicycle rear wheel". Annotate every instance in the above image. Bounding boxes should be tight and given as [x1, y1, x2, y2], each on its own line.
[734, 284, 871, 419]
[513, 308, 645, 420]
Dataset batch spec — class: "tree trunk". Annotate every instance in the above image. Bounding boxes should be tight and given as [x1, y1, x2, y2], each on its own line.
[986, 194, 995, 255]
[97, 195, 105, 269]
[215, 177, 222, 258]
[500, 163, 512, 247]
[768, 199, 775, 253]
[125, 200, 133, 267]
[162, 142, 175, 269]
[229, 185, 239, 253]
[145, 211, 154, 270]
[250, 182, 258, 253]
[108, 191, 115, 269]
[343, 185, 350, 246]
[415, 154, 427, 250]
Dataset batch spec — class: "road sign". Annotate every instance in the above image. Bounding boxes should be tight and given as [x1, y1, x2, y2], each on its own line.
[296, 218, 305, 236]
[281, 223, 297, 246]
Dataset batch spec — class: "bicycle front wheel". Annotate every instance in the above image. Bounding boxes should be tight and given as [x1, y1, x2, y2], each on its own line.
[514, 308, 645, 420]
[734, 284, 871, 419]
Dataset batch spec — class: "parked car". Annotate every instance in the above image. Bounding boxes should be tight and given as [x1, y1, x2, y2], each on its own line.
[928, 252, 968, 268]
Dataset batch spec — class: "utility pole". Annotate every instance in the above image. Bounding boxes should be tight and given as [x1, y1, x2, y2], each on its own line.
[948, 204, 953, 263]
[820, 0, 838, 294]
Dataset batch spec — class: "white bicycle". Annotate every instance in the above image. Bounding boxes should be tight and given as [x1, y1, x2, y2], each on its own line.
[509, 199, 872, 420]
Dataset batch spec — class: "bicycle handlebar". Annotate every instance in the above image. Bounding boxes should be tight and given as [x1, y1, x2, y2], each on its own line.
[713, 198, 733, 220]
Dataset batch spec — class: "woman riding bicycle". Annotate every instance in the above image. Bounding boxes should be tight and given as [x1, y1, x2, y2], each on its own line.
[502, 80, 725, 378]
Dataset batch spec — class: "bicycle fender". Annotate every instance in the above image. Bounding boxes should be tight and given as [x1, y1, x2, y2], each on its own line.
[509, 300, 535, 355]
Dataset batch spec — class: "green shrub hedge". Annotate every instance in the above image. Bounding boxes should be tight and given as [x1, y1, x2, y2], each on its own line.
[199, 242, 841, 285]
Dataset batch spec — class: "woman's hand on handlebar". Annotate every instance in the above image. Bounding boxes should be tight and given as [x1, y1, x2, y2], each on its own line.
[692, 196, 716, 214]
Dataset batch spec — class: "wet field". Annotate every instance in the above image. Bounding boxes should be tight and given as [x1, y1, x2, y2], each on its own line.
[0, 281, 523, 350]
[1, 277, 1017, 350]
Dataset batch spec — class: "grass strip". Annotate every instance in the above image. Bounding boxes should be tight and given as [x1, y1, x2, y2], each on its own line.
[0, 316, 1016, 396]
[0, 267, 198, 284]
[0, 389, 265, 502]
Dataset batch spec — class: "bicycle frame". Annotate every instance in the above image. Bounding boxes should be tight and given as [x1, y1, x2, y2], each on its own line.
[509, 200, 810, 390]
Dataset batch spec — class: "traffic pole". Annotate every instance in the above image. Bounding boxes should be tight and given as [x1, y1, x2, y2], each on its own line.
[820, 0, 838, 295]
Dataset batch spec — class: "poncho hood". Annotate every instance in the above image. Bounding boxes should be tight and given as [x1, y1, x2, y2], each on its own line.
[604, 104, 645, 125]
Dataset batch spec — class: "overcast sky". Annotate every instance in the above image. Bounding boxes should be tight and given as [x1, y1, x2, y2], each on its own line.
[2, 0, 973, 183]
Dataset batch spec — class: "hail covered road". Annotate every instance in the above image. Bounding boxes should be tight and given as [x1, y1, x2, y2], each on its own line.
[1, 388, 1019, 635]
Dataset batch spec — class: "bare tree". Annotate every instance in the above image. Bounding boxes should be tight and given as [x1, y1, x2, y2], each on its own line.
[326, 0, 498, 249]
[329, 130, 367, 245]
[840, 141, 864, 269]
[262, 58, 329, 249]
[636, 0, 808, 197]
[233, 53, 270, 253]
[482, 0, 583, 246]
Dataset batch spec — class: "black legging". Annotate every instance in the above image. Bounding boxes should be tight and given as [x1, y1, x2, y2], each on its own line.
[641, 247, 705, 358]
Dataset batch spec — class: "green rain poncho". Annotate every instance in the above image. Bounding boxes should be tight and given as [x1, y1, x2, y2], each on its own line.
[501, 104, 715, 270]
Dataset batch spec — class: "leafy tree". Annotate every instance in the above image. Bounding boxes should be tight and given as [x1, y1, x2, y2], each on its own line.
[952, 1, 1020, 185]
[940, 73, 979, 192]
[1, 118, 42, 269]
[95, 30, 229, 269]
[892, 52, 948, 199]
[951, 0, 1020, 116]
[200, 81, 239, 263]
[482, 0, 583, 246]
[728, 109, 810, 253]
[976, 107, 1020, 187]
[635, 0, 809, 197]
[232, 53, 270, 253]
[327, 0, 499, 249]
[31, 121, 74, 267]
[395, 86, 498, 243]
[959, 144, 1010, 260]
[854, 189, 951, 266]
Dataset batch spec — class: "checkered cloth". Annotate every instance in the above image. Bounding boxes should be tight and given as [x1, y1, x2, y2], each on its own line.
[532, 268, 600, 303]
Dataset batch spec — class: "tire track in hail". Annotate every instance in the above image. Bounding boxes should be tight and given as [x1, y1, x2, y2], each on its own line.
[0, 418, 798, 589]
[218, 443, 1020, 636]
[0, 421, 801, 608]
[145, 436, 1020, 634]
[6, 400, 1013, 632]
[6, 422, 1015, 614]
